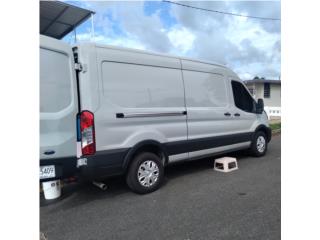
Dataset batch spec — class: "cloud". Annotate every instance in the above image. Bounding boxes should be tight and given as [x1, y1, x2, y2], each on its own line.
[65, 1, 281, 80]
[167, 27, 196, 54]
[85, 1, 174, 53]
[168, 1, 281, 79]
[228, 1, 281, 33]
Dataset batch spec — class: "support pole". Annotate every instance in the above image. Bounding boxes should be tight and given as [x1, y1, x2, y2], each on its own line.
[91, 13, 95, 42]
[74, 28, 77, 44]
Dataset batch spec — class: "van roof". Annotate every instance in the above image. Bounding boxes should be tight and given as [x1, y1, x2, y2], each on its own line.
[91, 42, 229, 70]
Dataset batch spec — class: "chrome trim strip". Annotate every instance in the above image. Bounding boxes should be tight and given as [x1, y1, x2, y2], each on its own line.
[116, 111, 187, 118]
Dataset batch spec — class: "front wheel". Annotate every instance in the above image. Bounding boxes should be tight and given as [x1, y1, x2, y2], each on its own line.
[250, 131, 268, 157]
[126, 152, 164, 194]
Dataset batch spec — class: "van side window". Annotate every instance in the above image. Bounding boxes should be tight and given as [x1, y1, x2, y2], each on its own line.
[102, 62, 185, 108]
[184, 71, 228, 108]
[231, 80, 255, 113]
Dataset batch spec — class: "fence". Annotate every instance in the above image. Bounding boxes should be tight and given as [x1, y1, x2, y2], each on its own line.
[264, 106, 281, 120]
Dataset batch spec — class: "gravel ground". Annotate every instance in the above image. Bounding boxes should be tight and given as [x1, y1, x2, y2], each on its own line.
[40, 135, 281, 240]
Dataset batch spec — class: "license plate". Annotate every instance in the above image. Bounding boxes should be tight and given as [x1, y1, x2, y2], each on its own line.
[40, 165, 55, 179]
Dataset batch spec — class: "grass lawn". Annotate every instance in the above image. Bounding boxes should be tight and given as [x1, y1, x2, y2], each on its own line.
[270, 122, 281, 131]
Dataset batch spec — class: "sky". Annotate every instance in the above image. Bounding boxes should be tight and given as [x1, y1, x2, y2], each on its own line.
[64, 1, 281, 80]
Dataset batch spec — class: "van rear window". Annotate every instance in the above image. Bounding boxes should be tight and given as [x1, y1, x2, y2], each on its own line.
[40, 48, 72, 113]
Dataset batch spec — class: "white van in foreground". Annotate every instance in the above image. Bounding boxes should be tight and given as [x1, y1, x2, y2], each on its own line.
[40, 35, 271, 194]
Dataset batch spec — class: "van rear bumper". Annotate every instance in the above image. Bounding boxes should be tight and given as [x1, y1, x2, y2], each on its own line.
[79, 148, 129, 180]
[40, 156, 77, 182]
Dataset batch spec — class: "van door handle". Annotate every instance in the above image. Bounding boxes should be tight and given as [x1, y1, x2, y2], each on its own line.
[234, 113, 241, 117]
[224, 112, 231, 117]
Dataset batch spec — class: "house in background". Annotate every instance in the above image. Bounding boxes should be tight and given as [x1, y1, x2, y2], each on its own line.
[244, 79, 281, 119]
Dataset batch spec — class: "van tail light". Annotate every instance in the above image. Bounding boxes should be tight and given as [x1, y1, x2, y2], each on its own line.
[80, 110, 96, 156]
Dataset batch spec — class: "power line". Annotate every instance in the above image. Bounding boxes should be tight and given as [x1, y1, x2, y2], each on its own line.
[162, 0, 281, 21]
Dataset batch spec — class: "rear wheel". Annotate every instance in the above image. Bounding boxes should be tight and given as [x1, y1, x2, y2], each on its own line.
[126, 152, 164, 194]
[250, 131, 268, 157]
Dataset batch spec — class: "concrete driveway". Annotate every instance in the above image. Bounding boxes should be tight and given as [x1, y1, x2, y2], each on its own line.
[40, 135, 281, 240]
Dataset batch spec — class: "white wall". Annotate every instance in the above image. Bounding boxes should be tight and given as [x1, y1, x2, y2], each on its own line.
[251, 83, 281, 107]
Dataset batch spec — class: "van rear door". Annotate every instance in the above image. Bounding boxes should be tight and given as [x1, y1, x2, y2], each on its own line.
[40, 35, 78, 176]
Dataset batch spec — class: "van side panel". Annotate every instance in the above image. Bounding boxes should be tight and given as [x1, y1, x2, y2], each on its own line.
[86, 46, 188, 174]
[77, 44, 100, 112]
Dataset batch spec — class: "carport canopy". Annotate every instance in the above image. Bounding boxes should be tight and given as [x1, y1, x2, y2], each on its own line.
[40, 1, 95, 39]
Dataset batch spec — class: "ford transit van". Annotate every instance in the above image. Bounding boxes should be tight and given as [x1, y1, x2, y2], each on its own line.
[40, 35, 271, 194]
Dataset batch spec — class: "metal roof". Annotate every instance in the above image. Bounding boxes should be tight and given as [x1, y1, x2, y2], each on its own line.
[243, 79, 281, 85]
[40, 1, 94, 39]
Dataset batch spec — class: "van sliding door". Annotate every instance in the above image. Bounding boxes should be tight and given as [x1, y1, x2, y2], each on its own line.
[183, 69, 236, 158]
[96, 50, 188, 163]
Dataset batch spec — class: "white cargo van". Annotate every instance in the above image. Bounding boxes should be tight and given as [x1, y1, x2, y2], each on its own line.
[40, 35, 271, 194]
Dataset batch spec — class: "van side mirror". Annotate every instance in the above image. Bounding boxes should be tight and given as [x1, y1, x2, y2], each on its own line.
[256, 98, 264, 114]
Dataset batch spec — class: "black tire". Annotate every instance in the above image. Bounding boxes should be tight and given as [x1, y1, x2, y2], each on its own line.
[250, 131, 268, 157]
[126, 152, 164, 194]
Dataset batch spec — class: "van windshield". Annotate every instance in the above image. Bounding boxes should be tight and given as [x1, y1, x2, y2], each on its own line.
[40, 48, 72, 113]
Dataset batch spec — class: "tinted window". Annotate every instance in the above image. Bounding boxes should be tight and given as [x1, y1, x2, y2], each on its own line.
[231, 81, 255, 113]
[184, 71, 228, 108]
[264, 83, 270, 98]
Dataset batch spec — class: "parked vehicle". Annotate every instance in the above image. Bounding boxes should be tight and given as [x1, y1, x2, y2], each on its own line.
[40, 35, 271, 194]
